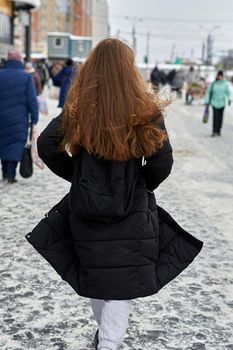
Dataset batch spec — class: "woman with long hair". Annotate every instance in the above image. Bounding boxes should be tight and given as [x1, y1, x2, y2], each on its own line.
[29, 38, 202, 349]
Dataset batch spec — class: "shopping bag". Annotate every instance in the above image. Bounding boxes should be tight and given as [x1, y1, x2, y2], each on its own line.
[49, 86, 60, 100]
[37, 95, 48, 116]
[31, 127, 44, 170]
[202, 105, 209, 124]
[20, 145, 33, 178]
[20, 125, 33, 178]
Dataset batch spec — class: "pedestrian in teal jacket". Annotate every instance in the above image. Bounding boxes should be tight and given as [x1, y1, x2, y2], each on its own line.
[205, 70, 231, 136]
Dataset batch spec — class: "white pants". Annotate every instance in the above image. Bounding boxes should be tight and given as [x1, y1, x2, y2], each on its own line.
[90, 299, 131, 350]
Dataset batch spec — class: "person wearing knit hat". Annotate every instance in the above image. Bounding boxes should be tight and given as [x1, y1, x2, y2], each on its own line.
[0, 49, 39, 183]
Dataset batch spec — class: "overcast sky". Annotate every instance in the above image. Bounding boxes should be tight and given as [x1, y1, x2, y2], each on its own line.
[107, 0, 233, 63]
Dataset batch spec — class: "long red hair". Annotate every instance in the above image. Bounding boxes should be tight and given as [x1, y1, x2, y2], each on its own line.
[61, 37, 169, 161]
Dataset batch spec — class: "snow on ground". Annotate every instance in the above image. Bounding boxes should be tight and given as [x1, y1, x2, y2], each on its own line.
[0, 97, 233, 350]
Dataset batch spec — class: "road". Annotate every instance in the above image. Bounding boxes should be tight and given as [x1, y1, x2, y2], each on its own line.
[0, 97, 233, 350]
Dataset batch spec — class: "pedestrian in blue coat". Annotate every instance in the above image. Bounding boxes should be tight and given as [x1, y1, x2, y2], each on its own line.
[0, 49, 39, 183]
[52, 59, 75, 108]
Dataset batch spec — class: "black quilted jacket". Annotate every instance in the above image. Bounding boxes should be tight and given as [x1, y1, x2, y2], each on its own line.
[25, 116, 203, 300]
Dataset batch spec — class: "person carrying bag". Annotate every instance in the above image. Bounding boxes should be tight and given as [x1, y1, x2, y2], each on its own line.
[204, 70, 231, 136]
[0, 49, 38, 184]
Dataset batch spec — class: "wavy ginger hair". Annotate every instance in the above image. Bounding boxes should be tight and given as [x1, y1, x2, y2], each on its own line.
[61, 38, 169, 161]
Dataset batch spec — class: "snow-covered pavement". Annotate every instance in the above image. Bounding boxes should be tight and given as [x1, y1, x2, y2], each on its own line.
[0, 98, 233, 350]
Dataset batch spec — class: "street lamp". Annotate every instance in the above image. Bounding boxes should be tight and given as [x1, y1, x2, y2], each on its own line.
[125, 16, 143, 53]
[199, 25, 221, 65]
[144, 31, 150, 64]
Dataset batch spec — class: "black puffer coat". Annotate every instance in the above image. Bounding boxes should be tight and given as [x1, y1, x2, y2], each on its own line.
[26, 116, 203, 300]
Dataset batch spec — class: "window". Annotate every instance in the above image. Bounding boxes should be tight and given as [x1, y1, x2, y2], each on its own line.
[77, 42, 84, 52]
[0, 13, 11, 44]
[53, 37, 64, 48]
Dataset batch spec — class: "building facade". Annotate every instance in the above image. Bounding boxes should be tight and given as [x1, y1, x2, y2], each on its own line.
[0, 0, 40, 58]
[92, 0, 109, 47]
[47, 32, 92, 61]
[31, 0, 69, 55]
[73, 0, 92, 37]
[73, 0, 109, 46]
[31, 0, 109, 56]
[0, 0, 13, 57]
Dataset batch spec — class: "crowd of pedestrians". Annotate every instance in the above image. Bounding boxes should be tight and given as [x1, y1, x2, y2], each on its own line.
[150, 64, 231, 136]
[150, 65, 200, 97]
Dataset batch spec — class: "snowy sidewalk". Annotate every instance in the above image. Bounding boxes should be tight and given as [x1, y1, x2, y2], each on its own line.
[0, 98, 233, 350]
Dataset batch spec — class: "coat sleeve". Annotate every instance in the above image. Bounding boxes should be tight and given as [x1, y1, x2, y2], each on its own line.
[37, 115, 73, 182]
[26, 75, 39, 124]
[141, 131, 173, 192]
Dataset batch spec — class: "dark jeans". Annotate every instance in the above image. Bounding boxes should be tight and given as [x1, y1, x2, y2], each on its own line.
[213, 107, 224, 134]
[1, 160, 18, 179]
